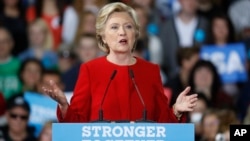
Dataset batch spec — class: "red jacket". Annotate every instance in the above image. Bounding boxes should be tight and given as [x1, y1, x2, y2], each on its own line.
[57, 56, 185, 123]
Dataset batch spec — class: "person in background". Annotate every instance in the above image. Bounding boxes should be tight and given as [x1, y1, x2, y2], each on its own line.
[166, 47, 200, 106]
[26, 0, 65, 50]
[0, 95, 37, 141]
[133, 4, 163, 66]
[18, 18, 58, 70]
[199, 109, 220, 141]
[37, 70, 64, 95]
[0, 0, 28, 56]
[62, 33, 100, 92]
[188, 60, 234, 109]
[130, 0, 162, 34]
[18, 58, 44, 93]
[206, 13, 236, 46]
[205, 13, 240, 98]
[160, 0, 209, 78]
[74, 10, 97, 43]
[216, 108, 239, 141]
[0, 27, 22, 100]
[57, 44, 77, 78]
[42, 2, 197, 123]
[38, 121, 53, 141]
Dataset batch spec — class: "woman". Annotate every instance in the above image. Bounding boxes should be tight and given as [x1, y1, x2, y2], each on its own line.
[18, 58, 44, 93]
[206, 13, 235, 46]
[199, 109, 220, 141]
[26, 0, 65, 50]
[42, 2, 197, 123]
[188, 60, 234, 109]
[18, 19, 58, 70]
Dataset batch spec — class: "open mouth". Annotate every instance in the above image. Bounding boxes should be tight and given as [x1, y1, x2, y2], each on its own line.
[119, 39, 128, 44]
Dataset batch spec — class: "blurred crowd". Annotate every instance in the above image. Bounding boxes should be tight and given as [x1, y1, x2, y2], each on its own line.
[0, 0, 250, 141]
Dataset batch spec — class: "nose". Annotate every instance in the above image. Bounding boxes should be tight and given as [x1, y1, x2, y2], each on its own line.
[118, 27, 126, 36]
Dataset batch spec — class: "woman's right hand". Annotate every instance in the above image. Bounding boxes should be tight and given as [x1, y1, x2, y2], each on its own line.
[42, 80, 68, 109]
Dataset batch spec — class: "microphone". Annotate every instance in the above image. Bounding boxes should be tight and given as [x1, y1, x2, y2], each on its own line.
[129, 69, 154, 123]
[92, 70, 117, 123]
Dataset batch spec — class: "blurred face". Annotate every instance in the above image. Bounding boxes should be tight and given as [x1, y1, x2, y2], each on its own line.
[212, 18, 229, 43]
[7, 107, 29, 134]
[182, 53, 199, 71]
[202, 114, 220, 140]
[194, 67, 213, 89]
[77, 37, 99, 62]
[0, 29, 13, 59]
[179, 0, 198, 15]
[40, 126, 52, 141]
[102, 12, 136, 54]
[29, 24, 46, 47]
[82, 13, 96, 34]
[21, 61, 42, 88]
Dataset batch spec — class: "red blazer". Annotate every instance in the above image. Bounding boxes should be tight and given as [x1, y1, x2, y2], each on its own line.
[57, 56, 185, 123]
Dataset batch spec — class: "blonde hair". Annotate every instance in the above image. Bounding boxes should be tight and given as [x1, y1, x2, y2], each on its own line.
[96, 2, 140, 53]
[28, 18, 53, 50]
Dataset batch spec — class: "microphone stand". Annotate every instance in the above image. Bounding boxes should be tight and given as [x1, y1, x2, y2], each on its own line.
[91, 70, 117, 123]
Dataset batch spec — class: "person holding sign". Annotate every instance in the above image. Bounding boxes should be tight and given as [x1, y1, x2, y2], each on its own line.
[42, 2, 197, 123]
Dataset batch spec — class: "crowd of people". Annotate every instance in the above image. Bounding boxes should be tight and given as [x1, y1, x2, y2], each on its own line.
[0, 0, 250, 141]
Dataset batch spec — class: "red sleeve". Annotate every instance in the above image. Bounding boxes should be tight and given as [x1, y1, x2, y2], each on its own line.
[57, 64, 91, 122]
[0, 93, 6, 116]
[154, 65, 186, 123]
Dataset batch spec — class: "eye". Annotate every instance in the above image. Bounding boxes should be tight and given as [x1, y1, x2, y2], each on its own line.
[111, 26, 118, 29]
[125, 25, 133, 29]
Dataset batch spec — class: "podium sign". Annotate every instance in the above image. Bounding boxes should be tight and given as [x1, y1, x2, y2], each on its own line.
[52, 123, 194, 141]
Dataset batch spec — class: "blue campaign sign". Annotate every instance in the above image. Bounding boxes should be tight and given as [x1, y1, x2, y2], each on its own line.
[52, 123, 194, 141]
[200, 43, 248, 83]
[24, 92, 58, 136]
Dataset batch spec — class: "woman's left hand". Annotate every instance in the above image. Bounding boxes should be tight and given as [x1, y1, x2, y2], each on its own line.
[174, 87, 198, 114]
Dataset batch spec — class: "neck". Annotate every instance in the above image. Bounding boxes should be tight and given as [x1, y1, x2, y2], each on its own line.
[178, 12, 195, 23]
[9, 130, 27, 141]
[107, 53, 135, 66]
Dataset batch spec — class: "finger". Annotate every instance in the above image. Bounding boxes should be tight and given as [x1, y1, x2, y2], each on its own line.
[188, 102, 197, 109]
[187, 94, 198, 101]
[180, 86, 191, 96]
[189, 98, 198, 104]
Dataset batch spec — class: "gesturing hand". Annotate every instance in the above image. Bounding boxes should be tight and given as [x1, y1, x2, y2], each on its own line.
[174, 87, 198, 114]
[42, 80, 68, 107]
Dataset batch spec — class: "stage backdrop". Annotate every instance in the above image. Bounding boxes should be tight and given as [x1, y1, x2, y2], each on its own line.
[200, 43, 248, 83]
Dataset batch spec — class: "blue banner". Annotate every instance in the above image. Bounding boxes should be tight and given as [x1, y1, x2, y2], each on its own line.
[200, 43, 248, 83]
[24, 92, 58, 136]
[53, 123, 194, 141]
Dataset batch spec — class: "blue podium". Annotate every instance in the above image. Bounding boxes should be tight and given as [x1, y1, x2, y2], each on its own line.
[52, 123, 194, 141]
